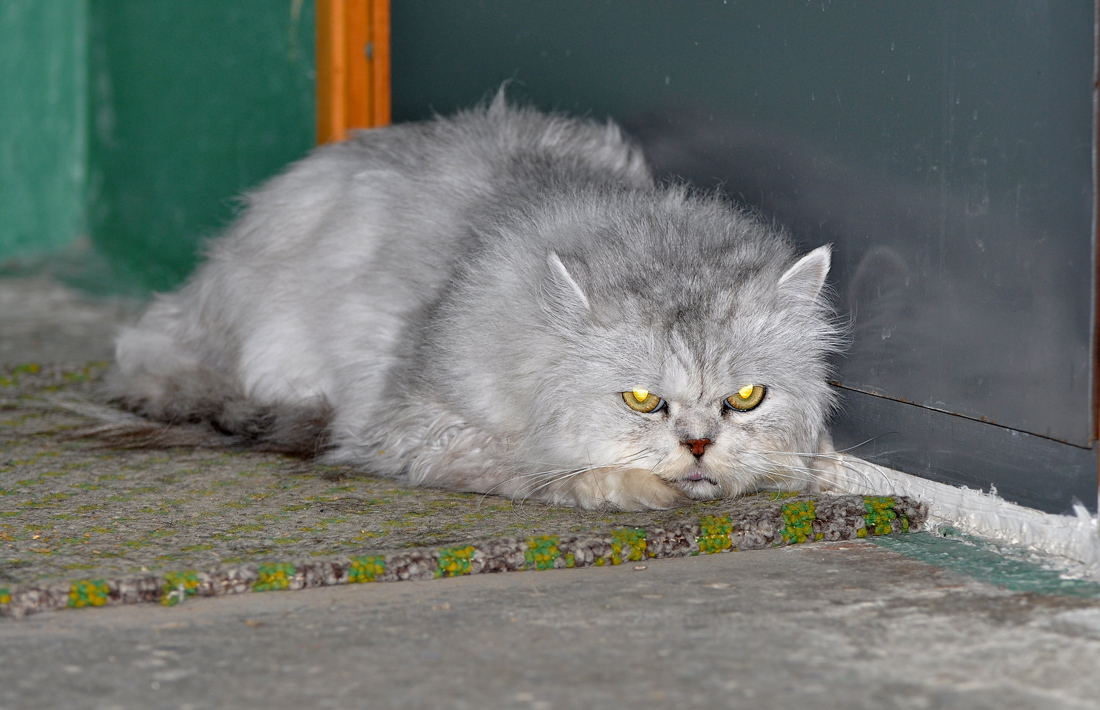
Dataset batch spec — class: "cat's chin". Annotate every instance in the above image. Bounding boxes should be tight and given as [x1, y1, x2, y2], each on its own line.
[672, 477, 723, 501]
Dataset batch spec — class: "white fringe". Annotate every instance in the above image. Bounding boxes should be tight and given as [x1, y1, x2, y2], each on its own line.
[833, 453, 1100, 581]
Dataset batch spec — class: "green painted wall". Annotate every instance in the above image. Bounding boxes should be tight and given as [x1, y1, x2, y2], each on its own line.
[88, 0, 316, 291]
[0, 1, 315, 292]
[0, 0, 88, 263]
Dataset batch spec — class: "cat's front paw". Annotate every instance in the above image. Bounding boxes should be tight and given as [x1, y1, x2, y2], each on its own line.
[570, 468, 686, 511]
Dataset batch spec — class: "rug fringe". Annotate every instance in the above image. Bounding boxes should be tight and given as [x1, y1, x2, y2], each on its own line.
[833, 454, 1100, 581]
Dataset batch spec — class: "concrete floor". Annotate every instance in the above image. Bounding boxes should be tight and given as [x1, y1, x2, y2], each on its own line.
[0, 276, 140, 364]
[3, 544, 1100, 710]
[2, 275, 1100, 710]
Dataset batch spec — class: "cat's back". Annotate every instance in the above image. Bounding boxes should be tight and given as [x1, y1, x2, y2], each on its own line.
[116, 99, 653, 410]
[344, 97, 652, 195]
[207, 97, 651, 283]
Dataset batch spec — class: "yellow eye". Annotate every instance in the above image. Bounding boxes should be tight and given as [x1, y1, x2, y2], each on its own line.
[726, 384, 765, 411]
[622, 389, 663, 413]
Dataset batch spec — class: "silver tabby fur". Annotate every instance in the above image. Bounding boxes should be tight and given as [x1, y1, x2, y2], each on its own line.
[109, 96, 843, 510]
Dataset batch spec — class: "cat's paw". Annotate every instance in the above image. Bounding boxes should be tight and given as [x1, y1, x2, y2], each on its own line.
[570, 468, 686, 511]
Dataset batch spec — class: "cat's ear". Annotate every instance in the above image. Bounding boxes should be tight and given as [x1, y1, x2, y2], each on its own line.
[778, 245, 831, 304]
[546, 252, 591, 312]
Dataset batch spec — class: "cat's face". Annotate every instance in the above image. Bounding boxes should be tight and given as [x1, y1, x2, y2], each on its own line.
[613, 378, 782, 499]
[535, 243, 839, 499]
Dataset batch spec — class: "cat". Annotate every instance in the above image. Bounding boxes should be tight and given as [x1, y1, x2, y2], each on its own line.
[102, 95, 843, 511]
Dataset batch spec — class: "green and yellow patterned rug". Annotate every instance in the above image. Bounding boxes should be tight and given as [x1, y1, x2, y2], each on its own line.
[0, 364, 927, 618]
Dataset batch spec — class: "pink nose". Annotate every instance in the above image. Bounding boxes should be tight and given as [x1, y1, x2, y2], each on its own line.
[683, 439, 712, 457]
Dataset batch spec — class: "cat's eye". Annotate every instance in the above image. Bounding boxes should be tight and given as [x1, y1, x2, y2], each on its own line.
[726, 384, 766, 412]
[622, 388, 664, 413]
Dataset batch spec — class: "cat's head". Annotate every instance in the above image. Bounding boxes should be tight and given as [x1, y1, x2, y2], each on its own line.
[521, 196, 841, 501]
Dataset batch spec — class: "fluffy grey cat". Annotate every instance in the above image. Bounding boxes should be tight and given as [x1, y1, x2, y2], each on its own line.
[105, 97, 842, 510]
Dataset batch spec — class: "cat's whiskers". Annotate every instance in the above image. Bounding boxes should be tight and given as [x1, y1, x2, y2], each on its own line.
[503, 448, 656, 506]
[645, 442, 879, 498]
[756, 449, 898, 491]
[753, 433, 903, 490]
[470, 455, 636, 512]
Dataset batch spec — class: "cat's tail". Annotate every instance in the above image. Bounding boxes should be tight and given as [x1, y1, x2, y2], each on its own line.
[65, 366, 333, 458]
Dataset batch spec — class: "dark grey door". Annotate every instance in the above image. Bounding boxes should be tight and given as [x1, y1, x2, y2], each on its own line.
[391, 0, 1098, 513]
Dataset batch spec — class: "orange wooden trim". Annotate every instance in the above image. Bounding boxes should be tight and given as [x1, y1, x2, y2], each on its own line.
[369, 0, 391, 124]
[345, 0, 371, 137]
[315, 0, 346, 144]
[370, 0, 391, 127]
[316, 0, 390, 144]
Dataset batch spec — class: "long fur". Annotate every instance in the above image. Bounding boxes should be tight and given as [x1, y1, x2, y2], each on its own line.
[73, 371, 332, 457]
[100, 95, 843, 510]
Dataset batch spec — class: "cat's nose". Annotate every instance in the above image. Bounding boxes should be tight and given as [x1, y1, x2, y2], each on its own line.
[683, 438, 712, 457]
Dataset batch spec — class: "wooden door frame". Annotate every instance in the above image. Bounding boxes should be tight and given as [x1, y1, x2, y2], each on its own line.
[316, 0, 390, 143]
